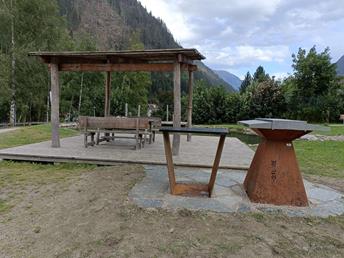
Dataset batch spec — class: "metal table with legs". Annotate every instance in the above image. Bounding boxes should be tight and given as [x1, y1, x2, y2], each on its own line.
[160, 127, 228, 197]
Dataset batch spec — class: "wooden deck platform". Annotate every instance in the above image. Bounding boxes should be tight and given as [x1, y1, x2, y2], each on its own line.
[0, 134, 254, 169]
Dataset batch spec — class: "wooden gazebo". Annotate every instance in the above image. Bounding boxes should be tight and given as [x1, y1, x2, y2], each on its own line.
[29, 48, 205, 155]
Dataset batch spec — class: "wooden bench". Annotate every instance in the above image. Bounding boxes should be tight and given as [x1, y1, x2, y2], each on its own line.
[147, 117, 162, 143]
[78, 116, 152, 149]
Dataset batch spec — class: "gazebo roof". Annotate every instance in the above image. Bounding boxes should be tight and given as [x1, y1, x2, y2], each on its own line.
[29, 48, 205, 63]
[29, 48, 204, 72]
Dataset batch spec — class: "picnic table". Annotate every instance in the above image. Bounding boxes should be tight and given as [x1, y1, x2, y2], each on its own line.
[239, 118, 327, 207]
[160, 127, 228, 197]
[79, 116, 160, 149]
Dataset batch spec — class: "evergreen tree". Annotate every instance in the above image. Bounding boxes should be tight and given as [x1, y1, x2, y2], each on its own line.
[240, 71, 252, 93]
[253, 65, 269, 82]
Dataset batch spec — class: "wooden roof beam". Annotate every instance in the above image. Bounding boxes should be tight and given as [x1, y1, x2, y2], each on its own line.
[58, 63, 197, 72]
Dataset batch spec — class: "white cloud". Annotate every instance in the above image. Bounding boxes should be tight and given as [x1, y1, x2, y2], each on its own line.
[139, 0, 195, 42]
[139, 0, 344, 77]
[202, 45, 290, 68]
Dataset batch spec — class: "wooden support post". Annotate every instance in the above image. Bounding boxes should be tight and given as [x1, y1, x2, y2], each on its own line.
[187, 70, 194, 142]
[162, 132, 176, 194]
[172, 61, 181, 155]
[104, 71, 111, 116]
[50, 62, 60, 148]
[137, 105, 141, 117]
[125, 103, 128, 117]
[166, 105, 169, 121]
[208, 135, 226, 196]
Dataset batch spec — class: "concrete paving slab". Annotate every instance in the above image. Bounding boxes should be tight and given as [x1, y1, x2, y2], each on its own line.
[129, 166, 344, 218]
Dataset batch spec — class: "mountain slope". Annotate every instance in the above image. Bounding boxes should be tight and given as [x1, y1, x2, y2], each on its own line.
[336, 55, 344, 76]
[214, 70, 242, 91]
[196, 63, 235, 91]
[57, 0, 232, 89]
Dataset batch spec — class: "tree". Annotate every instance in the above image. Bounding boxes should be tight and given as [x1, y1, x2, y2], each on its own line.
[0, 53, 10, 123]
[240, 71, 252, 93]
[192, 81, 230, 124]
[0, 0, 17, 125]
[290, 46, 338, 121]
[0, 0, 73, 123]
[253, 65, 269, 82]
[110, 38, 151, 116]
[245, 78, 286, 118]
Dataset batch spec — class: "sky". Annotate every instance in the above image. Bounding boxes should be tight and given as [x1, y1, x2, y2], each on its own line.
[138, 0, 344, 79]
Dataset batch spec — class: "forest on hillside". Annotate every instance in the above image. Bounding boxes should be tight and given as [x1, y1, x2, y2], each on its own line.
[0, 0, 231, 125]
[0, 0, 343, 125]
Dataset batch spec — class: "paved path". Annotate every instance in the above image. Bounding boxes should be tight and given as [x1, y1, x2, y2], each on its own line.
[0, 134, 254, 169]
[130, 166, 344, 217]
[0, 128, 18, 134]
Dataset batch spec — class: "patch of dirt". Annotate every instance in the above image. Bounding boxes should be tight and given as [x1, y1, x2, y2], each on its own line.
[0, 165, 343, 257]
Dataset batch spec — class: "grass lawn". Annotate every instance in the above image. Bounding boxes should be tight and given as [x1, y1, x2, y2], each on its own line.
[312, 124, 344, 136]
[0, 161, 96, 213]
[0, 124, 79, 149]
[295, 140, 344, 178]
[199, 123, 246, 133]
[206, 123, 344, 136]
[0, 161, 95, 189]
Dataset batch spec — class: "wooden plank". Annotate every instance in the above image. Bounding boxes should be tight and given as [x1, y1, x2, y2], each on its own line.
[50, 62, 60, 148]
[58, 63, 197, 72]
[173, 183, 209, 196]
[162, 132, 176, 194]
[172, 62, 181, 155]
[208, 135, 226, 196]
[60, 63, 172, 72]
[0, 153, 250, 170]
[187, 70, 194, 142]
